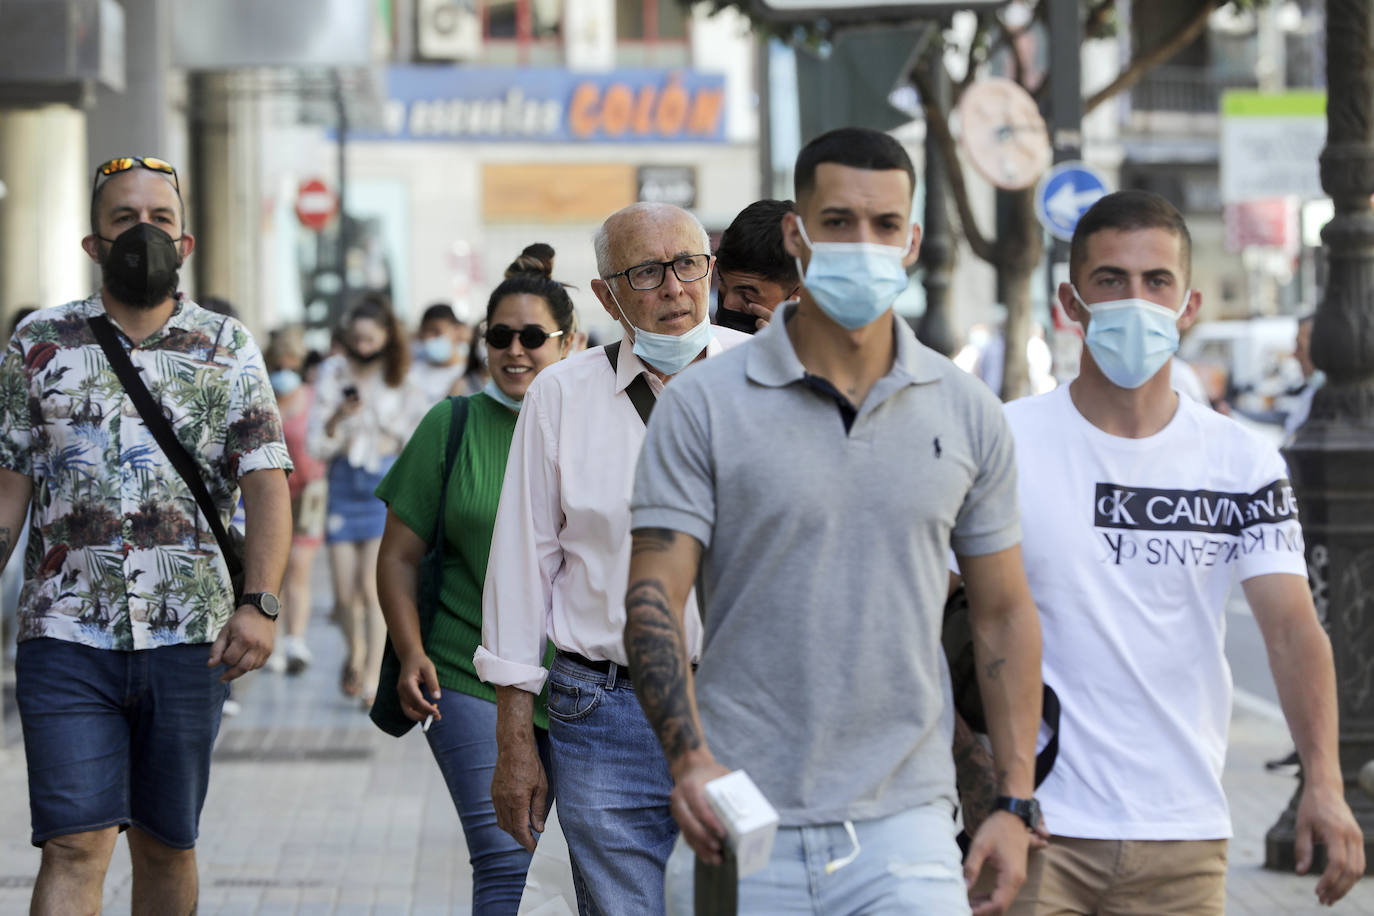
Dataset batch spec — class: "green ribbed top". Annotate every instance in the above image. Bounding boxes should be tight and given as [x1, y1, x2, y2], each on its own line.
[376, 394, 550, 730]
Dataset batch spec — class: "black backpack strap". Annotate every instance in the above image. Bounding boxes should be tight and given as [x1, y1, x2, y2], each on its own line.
[431, 395, 469, 549]
[1034, 684, 1061, 787]
[87, 314, 242, 582]
[604, 340, 656, 426]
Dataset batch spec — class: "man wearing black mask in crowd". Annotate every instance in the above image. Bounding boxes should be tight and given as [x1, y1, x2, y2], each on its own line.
[712, 198, 801, 334]
[0, 156, 293, 913]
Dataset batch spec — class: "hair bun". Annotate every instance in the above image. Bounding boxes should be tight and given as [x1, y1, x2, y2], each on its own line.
[504, 252, 553, 279]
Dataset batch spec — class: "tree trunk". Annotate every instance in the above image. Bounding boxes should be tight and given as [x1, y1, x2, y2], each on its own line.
[997, 187, 1044, 401]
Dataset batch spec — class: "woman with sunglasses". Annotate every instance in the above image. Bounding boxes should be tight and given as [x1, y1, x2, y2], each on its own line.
[374, 255, 574, 914]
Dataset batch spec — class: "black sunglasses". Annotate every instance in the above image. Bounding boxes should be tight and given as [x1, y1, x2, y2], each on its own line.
[484, 324, 565, 350]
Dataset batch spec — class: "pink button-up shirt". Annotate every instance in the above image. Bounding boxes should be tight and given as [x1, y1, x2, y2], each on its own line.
[475, 331, 747, 694]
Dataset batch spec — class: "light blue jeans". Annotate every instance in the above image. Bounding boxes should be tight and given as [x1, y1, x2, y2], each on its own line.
[425, 689, 553, 916]
[665, 801, 971, 915]
[545, 653, 677, 916]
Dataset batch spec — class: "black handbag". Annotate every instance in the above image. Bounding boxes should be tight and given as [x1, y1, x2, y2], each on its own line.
[370, 395, 469, 737]
[88, 314, 246, 602]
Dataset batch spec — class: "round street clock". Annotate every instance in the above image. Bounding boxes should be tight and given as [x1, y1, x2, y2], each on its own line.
[956, 77, 1053, 191]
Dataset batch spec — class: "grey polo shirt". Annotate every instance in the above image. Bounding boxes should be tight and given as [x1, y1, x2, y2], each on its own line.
[631, 306, 1021, 826]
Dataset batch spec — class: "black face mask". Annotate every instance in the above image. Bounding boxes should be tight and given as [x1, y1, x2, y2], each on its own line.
[715, 305, 760, 335]
[99, 223, 182, 310]
[343, 342, 386, 365]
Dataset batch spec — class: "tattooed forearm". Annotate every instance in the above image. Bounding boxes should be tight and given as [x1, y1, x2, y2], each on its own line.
[631, 528, 679, 557]
[952, 713, 999, 835]
[624, 576, 701, 763]
[983, 657, 1005, 681]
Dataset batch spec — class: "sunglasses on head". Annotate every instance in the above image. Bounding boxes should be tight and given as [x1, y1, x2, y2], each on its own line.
[91, 157, 183, 226]
[484, 324, 564, 350]
[93, 156, 180, 192]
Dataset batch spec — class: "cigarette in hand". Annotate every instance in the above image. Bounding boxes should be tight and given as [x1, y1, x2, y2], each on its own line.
[422, 714, 434, 734]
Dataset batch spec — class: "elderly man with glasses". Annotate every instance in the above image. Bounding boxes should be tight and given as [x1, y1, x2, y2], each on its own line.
[0, 156, 292, 913]
[475, 202, 749, 916]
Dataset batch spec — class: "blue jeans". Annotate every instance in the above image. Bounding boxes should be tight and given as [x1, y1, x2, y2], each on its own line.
[545, 653, 677, 916]
[16, 638, 229, 849]
[425, 689, 553, 916]
[665, 801, 971, 915]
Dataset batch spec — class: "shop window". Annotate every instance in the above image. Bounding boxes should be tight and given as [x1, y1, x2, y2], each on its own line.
[616, 0, 688, 41]
[483, 0, 560, 42]
[531, 0, 562, 37]
[485, 0, 517, 37]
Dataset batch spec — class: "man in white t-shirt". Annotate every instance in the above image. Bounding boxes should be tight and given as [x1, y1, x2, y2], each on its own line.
[408, 302, 473, 402]
[1004, 190, 1364, 913]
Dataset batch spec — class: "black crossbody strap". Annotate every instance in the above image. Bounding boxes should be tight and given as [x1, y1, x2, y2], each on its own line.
[604, 340, 656, 426]
[87, 314, 242, 581]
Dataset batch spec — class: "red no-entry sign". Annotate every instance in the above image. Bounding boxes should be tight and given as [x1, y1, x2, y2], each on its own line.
[295, 178, 338, 232]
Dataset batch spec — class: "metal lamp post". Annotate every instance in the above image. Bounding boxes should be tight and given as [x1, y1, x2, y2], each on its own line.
[1267, 0, 1374, 873]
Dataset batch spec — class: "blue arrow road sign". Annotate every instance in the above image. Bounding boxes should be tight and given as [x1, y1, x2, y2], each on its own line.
[1035, 161, 1111, 242]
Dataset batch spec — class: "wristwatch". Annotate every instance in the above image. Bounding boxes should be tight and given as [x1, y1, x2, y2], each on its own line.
[993, 795, 1042, 830]
[239, 592, 280, 621]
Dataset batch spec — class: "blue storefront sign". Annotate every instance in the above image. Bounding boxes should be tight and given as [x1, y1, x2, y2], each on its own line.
[354, 65, 728, 143]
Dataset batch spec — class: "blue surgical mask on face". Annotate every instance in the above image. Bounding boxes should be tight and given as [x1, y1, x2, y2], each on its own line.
[269, 369, 301, 396]
[1074, 286, 1190, 389]
[795, 219, 912, 331]
[606, 286, 715, 377]
[421, 336, 453, 365]
[482, 378, 523, 413]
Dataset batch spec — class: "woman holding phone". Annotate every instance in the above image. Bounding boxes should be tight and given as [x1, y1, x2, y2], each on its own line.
[309, 293, 424, 707]
[375, 252, 573, 913]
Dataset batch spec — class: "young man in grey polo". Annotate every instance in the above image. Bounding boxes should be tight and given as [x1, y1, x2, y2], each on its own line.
[623, 127, 1045, 915]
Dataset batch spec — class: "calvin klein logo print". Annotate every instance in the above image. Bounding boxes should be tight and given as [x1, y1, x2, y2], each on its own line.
[1093, 480, 1298, 535]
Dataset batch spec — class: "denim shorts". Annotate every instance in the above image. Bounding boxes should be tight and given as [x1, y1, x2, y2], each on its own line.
[16, 637, 230, 849]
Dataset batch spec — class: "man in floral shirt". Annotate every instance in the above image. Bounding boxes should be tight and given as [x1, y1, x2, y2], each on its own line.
[0, 157, 293, 913]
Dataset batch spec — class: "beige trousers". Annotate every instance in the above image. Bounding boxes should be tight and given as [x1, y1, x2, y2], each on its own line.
[1009, 835, 1227, 916]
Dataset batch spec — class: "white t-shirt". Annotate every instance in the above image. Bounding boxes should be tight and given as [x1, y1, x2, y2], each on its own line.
[1006, 385, 1306, 841]
[1170, 357, 1209, 405]
[408, 359, 468, 404]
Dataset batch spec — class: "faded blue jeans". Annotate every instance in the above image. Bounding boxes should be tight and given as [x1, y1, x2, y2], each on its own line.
[425, 689, 553, 915]
[665, 800, 971, 915]
[545, 652, 677, 916]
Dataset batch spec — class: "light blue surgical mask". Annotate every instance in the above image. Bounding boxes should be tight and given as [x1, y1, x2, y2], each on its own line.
[482, 378, 523, 413]
[795, 219, 912, 331]
[421, 336, 454, 365]
[1074, 286, 1190, 389]
[606, 286, 715, 377]
[269, 369, 301, 396]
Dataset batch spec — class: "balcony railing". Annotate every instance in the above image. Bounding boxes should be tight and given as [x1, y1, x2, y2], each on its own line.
[1129, 65, 1258, 115]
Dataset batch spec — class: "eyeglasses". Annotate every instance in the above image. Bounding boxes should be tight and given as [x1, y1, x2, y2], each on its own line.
[93, 157, 180, 192]
[606, 254, 711, 291]
[484, 324, 565, 350]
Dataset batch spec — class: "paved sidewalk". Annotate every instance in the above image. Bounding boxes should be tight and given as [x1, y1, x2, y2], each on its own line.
[0, 600, 477, 914]
[1, 609, 1371, 912]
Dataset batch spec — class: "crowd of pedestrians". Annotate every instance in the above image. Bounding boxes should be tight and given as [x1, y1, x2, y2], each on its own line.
[0, 131, 1366, 916]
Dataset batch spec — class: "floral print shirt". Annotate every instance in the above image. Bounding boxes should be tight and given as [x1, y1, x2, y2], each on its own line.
[0, 294, 292, 650]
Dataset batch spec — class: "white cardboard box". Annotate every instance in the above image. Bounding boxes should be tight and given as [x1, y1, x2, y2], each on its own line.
[703, 770, 779, 878]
